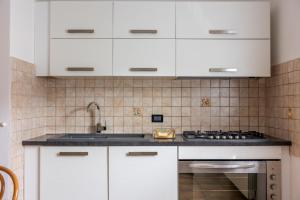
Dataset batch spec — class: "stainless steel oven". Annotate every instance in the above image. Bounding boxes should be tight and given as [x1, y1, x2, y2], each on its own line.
[179, 161, 281, 200]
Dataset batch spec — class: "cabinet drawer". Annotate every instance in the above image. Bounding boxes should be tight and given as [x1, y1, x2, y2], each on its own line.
[50, 39, 112, 76]
[176, 40, 270, 77]
[179, 146, 282, 160]
[109, 146, 178, 200]
[114, 39, 175, 76]
[114, 1, 175, 38]
[40, 147, 108, 200]
[176, 1, 270, 39]
[50, 1, 112, 38]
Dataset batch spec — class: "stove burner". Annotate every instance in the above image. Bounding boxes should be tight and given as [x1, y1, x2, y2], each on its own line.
[182, 130, 265, 140]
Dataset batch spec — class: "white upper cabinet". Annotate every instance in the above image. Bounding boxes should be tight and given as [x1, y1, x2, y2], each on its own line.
[176, 1, 270, 39]
[176, 1, 270, 77]
[114, 39, 175, 76]
[50, 1, 113, 38]
[36, 0, 270, 77]
[50, 39, 112, 76]
[114, 1, 175, 38]
[49, 1, 113, 76]
[176, 39, 270, 77]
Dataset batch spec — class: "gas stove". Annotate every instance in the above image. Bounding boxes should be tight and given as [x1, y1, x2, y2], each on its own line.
[182, 130, 265, 140]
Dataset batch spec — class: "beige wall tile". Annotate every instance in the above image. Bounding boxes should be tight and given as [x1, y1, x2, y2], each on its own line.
[153, 88, 162, 97]
[220, 79, 230, 87]
[220, 88, 229, 97]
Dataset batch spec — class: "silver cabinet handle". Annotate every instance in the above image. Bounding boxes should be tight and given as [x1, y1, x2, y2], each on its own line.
[66, 67, 95, 72]
[67, 29, 95, 34]
[209, 30, 237, 35]
[126, 152, 158, 156]
[129, 68, 158, 72]
[130, 29, 158, 34]
[0, 122, 7, 127]
[209, 68, 238, 72]
[189, 163, 255, 169]
[58, 152, 89, 156]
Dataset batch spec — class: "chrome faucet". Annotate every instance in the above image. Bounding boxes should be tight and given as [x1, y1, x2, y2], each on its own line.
[87, 102, 106, 133]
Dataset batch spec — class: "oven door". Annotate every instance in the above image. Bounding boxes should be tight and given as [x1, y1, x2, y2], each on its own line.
[179, 161, 267, 200]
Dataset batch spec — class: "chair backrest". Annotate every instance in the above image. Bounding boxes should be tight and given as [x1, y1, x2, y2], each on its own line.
[0, 166, 19, 200]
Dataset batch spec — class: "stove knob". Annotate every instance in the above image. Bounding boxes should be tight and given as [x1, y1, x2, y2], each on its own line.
[209, 135, 214, 139]
[228, 135, 233, 139]
[270, 174, 276, 180]
[235, 135, 240, 139]
[270, 194, 277, 200]
[270, 184, 276, 190]
[241, 135, 246, 139]
[222, 135, 227, 140]
[215, 135, 220, 139]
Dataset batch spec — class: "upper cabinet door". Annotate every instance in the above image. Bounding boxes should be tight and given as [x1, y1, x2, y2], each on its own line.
[50, 39, 112, 76]
[176, 1, 270, 39]
[114, 39, 175, 76]
[50, 1, 113, 38]
[114, 1, 175, 38]
[176, 39, 270, 77]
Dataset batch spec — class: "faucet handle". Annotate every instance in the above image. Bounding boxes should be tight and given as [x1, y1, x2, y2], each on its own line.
[96, 120, 107, 133]
[103, 120, 107, 131]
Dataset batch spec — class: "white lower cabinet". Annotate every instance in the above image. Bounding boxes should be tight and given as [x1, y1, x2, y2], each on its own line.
[40, 147, 108, 200]
[109, 146, 178, 200]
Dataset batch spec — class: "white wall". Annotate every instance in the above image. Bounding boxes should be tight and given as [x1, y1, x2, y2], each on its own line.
[10, 0, 35, 63]
[0, 0, 11, 166]
[271, 0, 300, 65]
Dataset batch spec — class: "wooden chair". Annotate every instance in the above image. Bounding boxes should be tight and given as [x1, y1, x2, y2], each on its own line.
[0, 166, 19, 200]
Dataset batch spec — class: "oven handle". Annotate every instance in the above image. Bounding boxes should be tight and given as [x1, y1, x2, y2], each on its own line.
[189, 163, 256, 169]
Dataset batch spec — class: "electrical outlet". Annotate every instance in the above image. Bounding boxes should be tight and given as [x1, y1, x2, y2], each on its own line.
[152, 115, 163, 123]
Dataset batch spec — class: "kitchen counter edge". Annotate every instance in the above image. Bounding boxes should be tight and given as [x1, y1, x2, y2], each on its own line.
[22, 134, 292, 146]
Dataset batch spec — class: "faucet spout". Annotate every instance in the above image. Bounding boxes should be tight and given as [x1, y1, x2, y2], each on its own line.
[87, 101, 100, 111]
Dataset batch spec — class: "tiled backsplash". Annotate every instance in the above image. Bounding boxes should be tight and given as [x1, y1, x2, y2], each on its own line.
[46, 77, 266, 134]
[265, 58, 300, 156]
[9, 56, 300, 199]
[10, 57, 48, 200]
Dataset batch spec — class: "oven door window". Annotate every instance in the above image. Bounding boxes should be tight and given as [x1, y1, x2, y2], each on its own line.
[179, 161, 267, 200]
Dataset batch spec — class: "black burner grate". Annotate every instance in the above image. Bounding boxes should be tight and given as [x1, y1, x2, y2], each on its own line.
[182, 130, 265, 140]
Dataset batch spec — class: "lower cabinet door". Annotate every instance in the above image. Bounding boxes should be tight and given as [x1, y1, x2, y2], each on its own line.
[109, 146, 178, 200]
[40, 147, 108, 200]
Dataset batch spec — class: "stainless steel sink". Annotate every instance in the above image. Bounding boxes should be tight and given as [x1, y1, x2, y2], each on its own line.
[47, 134, 147, 141]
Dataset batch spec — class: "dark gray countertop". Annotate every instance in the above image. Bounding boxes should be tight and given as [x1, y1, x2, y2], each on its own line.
[22, 134, 292, 146]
